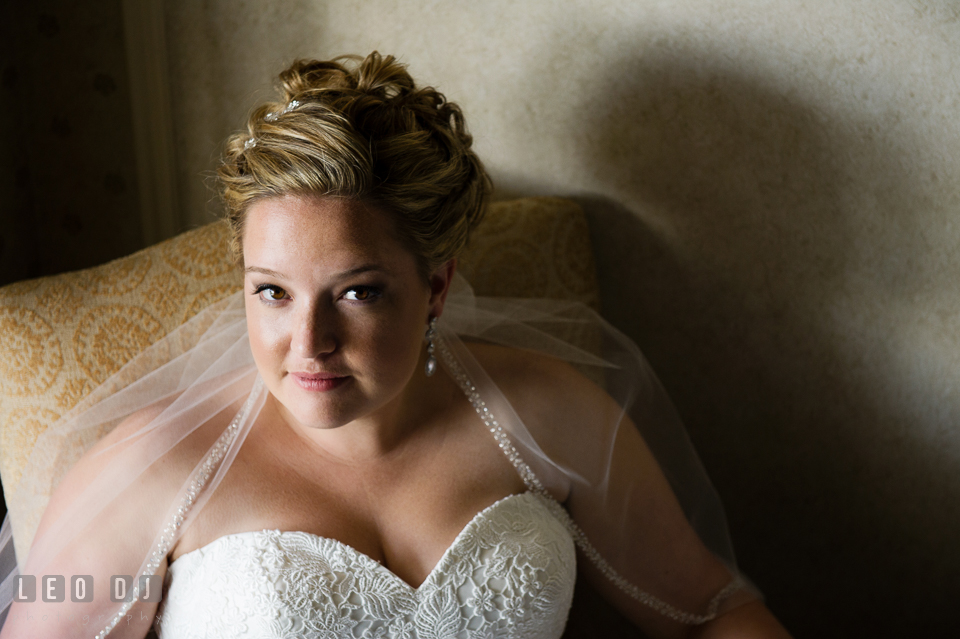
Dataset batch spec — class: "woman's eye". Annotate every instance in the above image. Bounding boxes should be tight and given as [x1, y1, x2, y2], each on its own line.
[255, 285, 289, 302]
[343, 286, 380, 302]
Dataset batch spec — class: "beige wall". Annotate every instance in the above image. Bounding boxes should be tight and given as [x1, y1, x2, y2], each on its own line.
[163, 1, 960, 634]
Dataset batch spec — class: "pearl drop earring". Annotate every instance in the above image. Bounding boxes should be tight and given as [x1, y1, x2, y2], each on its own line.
[424, 317, 438, 377]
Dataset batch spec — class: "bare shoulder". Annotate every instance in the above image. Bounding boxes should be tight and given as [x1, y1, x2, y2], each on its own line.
[463, 341, 622, 436]
[465, 340, 580, 381]
[35, 392, 239, 553]
[52, 396, 200, 502]
[44, 398, 175, 511]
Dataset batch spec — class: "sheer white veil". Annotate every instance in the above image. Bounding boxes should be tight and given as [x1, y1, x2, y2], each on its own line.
[0, 273, 746, 634]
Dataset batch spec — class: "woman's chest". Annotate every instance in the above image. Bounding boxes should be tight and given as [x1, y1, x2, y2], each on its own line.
[156, 493, 577, 639]
[172, 407, 527, 589]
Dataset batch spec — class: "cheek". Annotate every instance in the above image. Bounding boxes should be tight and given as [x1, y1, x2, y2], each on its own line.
[354, 312, 425, 385]
[245, 302, 287, 373]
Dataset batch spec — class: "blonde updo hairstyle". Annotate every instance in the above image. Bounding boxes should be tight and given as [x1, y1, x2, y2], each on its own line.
[218, 52, 491, 279]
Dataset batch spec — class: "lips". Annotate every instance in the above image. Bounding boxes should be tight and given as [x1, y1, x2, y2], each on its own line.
[290, 371, 350, 392]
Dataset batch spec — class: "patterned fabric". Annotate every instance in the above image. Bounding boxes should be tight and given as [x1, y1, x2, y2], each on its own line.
[154, 493, 576, 639]
[457, 198, 598, 309]
[0, 197, 598, 564]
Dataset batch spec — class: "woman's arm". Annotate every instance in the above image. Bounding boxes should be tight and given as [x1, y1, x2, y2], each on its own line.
[481, 346, 792, 639]
[566, 380, 792, 638]
[691, 600, 792, 639]
[0, 402, 187, 639]
[578, 546, 791, 639]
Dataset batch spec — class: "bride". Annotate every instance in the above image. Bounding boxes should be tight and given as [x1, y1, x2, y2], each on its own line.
[0, 52, 790, 638]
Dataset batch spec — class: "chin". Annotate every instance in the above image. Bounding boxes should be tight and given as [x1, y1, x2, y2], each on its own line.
[288, 395, 363, 430]
[268, 380, 364, 431]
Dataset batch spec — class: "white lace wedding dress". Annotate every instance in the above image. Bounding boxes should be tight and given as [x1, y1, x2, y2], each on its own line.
[154, 493, 576, 639]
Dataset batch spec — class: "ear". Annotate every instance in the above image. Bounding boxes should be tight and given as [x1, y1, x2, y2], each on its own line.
[427, 258, 457, 320]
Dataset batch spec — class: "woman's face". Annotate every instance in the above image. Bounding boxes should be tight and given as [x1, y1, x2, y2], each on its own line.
[241, 194, 449, 431]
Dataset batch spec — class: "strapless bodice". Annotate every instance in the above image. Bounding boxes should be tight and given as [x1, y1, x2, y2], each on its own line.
[154, 492, 576, 639]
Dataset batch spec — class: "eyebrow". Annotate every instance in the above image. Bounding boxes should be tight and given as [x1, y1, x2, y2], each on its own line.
[244, 264, 386, 280]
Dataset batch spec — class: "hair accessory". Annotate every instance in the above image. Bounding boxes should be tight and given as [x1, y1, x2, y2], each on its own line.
[245, 99, 302, 152]
[424, 317, 438, 377]
[264, 99, 301, 122]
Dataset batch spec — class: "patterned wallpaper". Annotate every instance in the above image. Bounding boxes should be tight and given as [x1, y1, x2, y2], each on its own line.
[0, 0, 143, 288]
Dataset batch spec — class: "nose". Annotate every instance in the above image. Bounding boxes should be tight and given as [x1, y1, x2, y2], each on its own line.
[290, 303, 338, 359]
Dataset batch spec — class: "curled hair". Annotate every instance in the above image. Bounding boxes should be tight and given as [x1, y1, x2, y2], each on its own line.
[218, 52, 492, 276]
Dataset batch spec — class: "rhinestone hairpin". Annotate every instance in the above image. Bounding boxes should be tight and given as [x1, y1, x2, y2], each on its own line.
[244, 99, 302, 152]
[264, 99, 301, 122]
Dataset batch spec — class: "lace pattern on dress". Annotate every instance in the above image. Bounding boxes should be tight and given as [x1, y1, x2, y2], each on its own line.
[154, 493, 576, 639]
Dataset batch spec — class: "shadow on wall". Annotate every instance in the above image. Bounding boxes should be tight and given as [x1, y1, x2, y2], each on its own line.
[517, 53, 955, 637]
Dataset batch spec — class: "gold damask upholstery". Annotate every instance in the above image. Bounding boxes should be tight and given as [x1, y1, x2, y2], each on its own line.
[0, 196, 598, 559]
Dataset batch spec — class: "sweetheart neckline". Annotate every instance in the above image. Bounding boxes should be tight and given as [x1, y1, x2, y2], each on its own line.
[168, 491, 554, 592]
